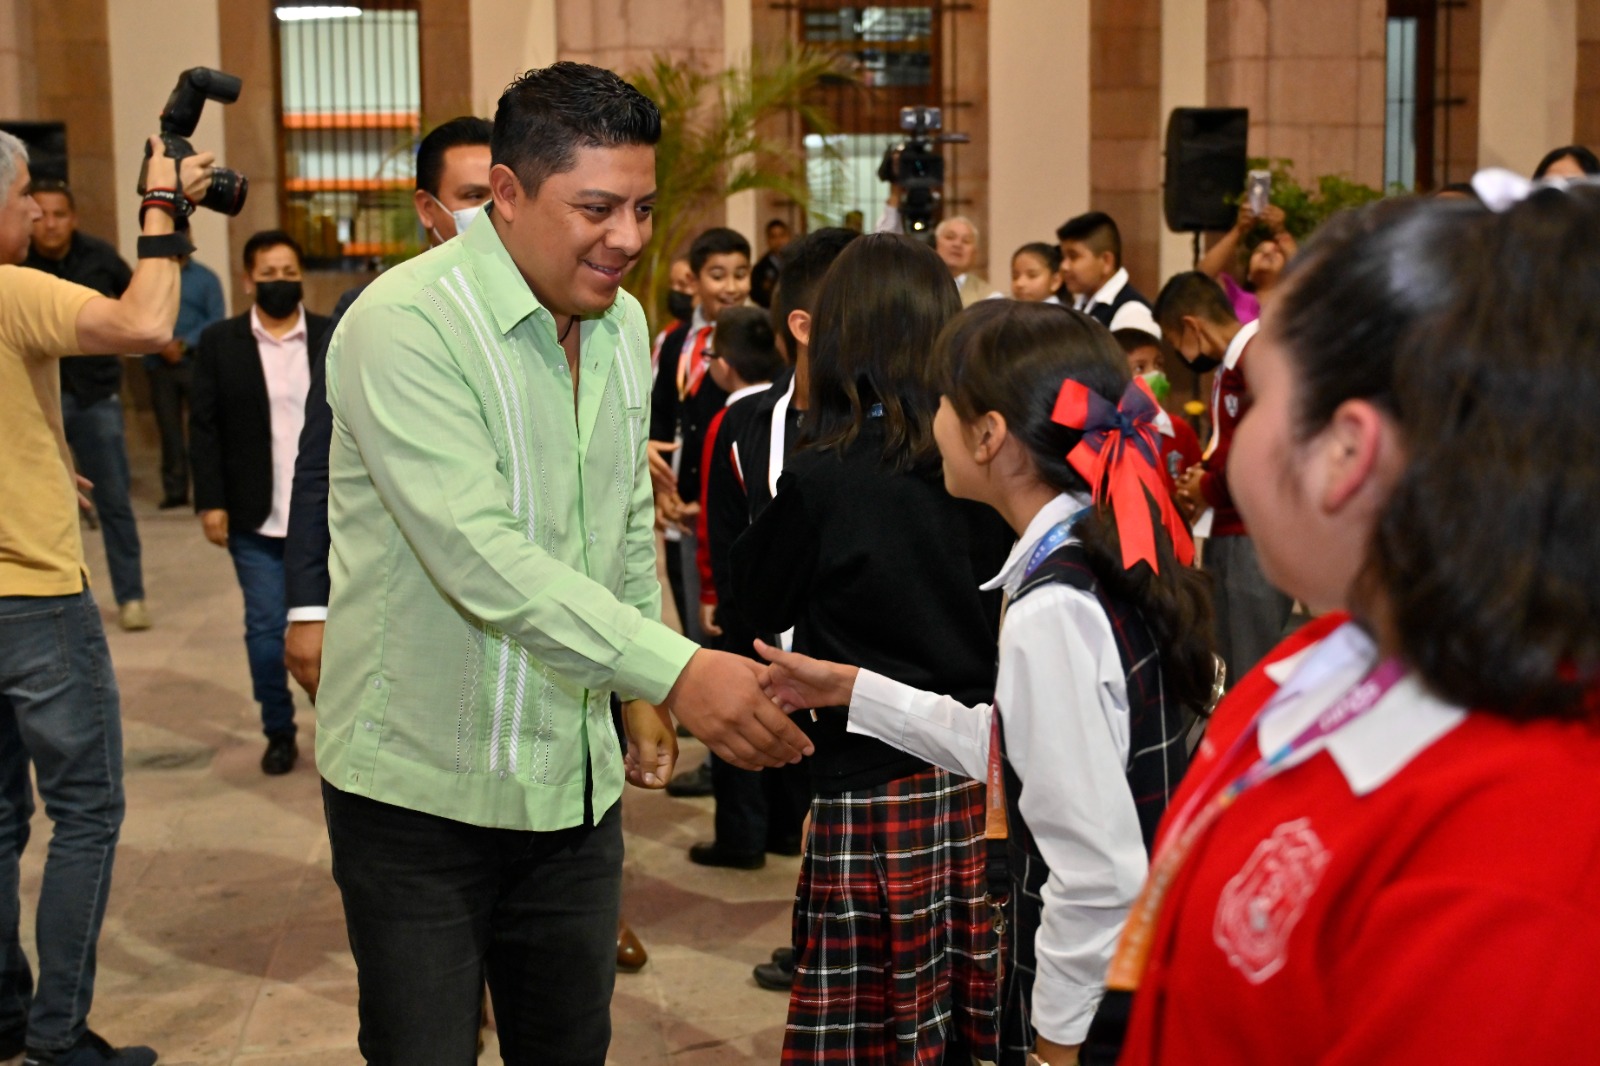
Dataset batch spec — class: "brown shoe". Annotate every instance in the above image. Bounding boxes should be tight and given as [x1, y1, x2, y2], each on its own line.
[118, 600, 151, 631]
[616, 919, 647, 972]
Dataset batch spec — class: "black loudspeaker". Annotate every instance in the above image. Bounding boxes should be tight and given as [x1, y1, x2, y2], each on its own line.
[1164, 107, 1248, 232]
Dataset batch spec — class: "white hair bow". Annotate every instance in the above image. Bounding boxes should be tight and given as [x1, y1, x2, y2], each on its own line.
[1471, 167, 1585, 212]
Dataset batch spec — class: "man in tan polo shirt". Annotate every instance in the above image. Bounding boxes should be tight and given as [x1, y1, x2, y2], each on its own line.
[0, 130, 213, 1066]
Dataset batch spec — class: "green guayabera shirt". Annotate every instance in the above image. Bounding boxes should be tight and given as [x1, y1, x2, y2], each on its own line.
[316, 212, 697, 831]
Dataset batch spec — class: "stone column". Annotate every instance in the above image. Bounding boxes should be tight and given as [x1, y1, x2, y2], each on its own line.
[989, 0, 1090, 288]
[1479, 0, 1576, 171]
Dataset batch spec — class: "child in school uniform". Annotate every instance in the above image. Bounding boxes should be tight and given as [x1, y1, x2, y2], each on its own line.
[1056, 212, 1159, 340]
[650, 227, 750, 656]
[1010, 242, 1067, 304]
[1113, 328, 1202, 491]
[1152, 272, 1292, 684]
[757, 300, 1215, 1066]
[732, 234, 1014, 1065]
[1117, 189, 1600, 1063]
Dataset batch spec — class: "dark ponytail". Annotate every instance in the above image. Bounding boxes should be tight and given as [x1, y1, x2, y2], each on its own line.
[933, 300, 1216, 710]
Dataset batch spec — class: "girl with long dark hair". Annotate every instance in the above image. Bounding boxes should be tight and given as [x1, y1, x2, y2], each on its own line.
[732, 233, 1014, 1065]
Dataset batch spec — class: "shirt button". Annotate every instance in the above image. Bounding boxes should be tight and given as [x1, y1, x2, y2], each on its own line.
[371, 677, 382, 689]
[363, 720, 374, 732]
[587, 532, 597, 545]
[498, 770, 508, 780]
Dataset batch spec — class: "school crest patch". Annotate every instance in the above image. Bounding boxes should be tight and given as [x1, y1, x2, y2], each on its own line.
[1213, 817, 1330, 984]
[1224, 393, 1241, 419]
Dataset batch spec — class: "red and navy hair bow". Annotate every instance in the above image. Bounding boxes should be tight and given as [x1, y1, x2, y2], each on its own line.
[1051, 376, 1196, 574]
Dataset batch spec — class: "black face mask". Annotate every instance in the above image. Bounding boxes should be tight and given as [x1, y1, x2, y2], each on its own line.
[255, 280, 303, 320]
[1185, 353, 1221, 374]
[666, 290, 695, 322]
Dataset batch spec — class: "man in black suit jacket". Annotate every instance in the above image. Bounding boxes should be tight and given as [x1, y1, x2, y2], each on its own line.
[190, 231, 330, 775]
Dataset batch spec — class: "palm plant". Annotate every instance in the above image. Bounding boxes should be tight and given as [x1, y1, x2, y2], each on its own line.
[627, 45, 852, 329]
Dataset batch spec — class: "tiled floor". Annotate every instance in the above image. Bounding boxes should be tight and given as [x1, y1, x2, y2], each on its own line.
[16, 454, 796, 1064]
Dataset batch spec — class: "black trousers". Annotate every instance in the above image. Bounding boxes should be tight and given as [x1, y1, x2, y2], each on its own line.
[321, 780, 622, 1066]
[146, 358, 191, 502]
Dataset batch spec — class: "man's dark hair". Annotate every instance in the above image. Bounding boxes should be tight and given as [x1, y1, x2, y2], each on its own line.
[417, 116, 493, 196]
[713, 306, 783, 385]
[242, 230, 304, 272]
[765, 218, 790, 234]
[1533, 144, 1600, 179]
[492, 62, 661, 195]
[27, 178, 74, 210]
[1152, 271, 1237, 335]
[770, 227, 859, 358]
[1056, 210, 1122, 266]
[688, 227, 751, 274]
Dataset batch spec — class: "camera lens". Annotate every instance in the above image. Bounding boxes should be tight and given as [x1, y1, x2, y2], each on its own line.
[202, 168, 249, 216]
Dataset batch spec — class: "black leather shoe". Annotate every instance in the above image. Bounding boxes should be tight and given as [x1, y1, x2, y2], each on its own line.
[157, 496, 189, 510]
[688, 840, 765, 870]
[261, 732, 298, 775]
[753, 953, 795, 991]
[770, 945, 795, 968]
[665, 761, 713, 797]
[24, 1029, 156, 1065]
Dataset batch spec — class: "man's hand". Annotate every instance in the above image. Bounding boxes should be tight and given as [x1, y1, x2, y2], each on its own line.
[74, 474, 94, 513]
[199, 508, 228, 547]
[675, 500, 701, 535]
[664, 649, 814, 770]
[1260, 202, 1288, 235]
[285, 620, 325, 702]
[754, 638, 859, 712]
[698, 602, 722, 638]
[623, 700, 678, 788]
[647, 440, 679, 498]
[655, 492, 686, 532]
[1233, 204, 1256, 234]
[158, 339, 185, 366]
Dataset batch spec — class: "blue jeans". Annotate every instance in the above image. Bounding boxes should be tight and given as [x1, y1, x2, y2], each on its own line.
[60, 395, 144, 606]
[226, 531, 295, 737]
[323, 781, 622, 1065]
[0, 591, 126, 1054]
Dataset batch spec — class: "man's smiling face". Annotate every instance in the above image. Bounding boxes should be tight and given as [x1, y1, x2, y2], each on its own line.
[491, 142, 657, 318]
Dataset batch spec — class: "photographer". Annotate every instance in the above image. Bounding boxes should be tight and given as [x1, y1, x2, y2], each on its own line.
[0, 129, 212, 1066]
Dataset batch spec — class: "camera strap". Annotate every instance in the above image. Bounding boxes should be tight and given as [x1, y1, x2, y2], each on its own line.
[140, 187, 194, 229]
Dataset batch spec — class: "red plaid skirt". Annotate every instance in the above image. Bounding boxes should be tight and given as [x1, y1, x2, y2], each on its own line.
[783, 766, 999, 1065]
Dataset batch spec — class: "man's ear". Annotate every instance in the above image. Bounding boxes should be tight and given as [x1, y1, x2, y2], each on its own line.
[488, 163, 524, 222]
[412, 188, 437, 232]
[1098, 249, 1118, 277]
[788, 309, 812, 350]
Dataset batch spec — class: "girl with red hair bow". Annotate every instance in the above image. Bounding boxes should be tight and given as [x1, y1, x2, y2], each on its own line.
[758, 300, 1215, 1066]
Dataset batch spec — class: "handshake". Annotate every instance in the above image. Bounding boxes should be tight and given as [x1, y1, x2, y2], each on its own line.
[629, 641, 840, 791]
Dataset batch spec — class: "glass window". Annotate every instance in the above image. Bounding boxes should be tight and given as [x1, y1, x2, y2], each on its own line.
[1385, 16, 1418, 190]
[276, 2, 420, 268]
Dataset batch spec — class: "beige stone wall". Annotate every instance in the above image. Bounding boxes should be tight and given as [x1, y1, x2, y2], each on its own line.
[20, 0, 118, 241]
[557, 0, 724, 73]
[1479, 0, 1576, 171]
[1207, 0, 1387, 189]
[1091, 0, 1163, 295]
[0, 0, 38, 119]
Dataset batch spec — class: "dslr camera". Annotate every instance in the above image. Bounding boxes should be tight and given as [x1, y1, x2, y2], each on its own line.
[137, 67, 249, 218]
[877, 106, 968, 235]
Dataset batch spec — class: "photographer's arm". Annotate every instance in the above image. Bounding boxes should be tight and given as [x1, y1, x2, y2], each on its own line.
[74, 137, 214, 355]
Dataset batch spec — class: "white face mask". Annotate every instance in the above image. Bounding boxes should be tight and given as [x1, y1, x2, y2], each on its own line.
[427, 194, 484, 243]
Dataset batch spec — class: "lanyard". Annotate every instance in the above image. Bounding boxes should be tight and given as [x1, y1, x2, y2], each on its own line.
[983, 511, 1089, 843]
[1105, 656, 1407, 991]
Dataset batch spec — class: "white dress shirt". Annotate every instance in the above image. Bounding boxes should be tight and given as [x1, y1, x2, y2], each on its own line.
[250, 305, 311, 538]
[1076, 267, 1160, 338]
[846, 491, 1147, 1045]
